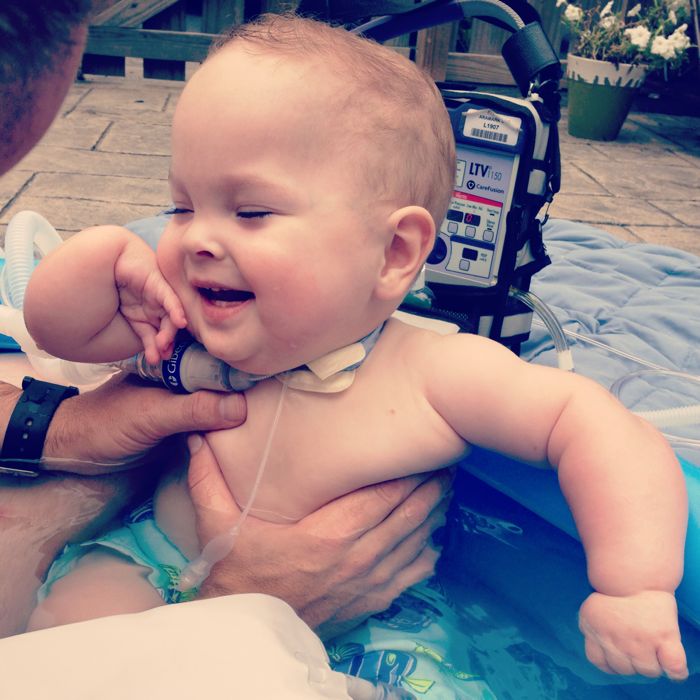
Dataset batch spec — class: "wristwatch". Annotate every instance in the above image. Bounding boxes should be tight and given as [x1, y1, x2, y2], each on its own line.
[0, 377, 79, 477]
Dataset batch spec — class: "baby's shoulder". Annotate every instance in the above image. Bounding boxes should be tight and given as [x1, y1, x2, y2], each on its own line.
[381, 315, 517, 384]
[383, 313, 479, 355]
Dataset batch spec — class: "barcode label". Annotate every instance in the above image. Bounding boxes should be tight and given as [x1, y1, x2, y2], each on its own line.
[470, 128, 508, 143]
[463, 109, 521, 146]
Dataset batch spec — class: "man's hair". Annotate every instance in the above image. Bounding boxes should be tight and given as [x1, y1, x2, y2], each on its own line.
[211, 13, 455, 228]
[0, 0, 93, 85]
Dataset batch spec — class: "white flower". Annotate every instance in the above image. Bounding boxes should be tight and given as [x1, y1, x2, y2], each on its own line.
[664, 0, 690, 13]
[556, 0, 567, 7]
[599, 15, 618, 30]
[651, 35, 678, 60]
[669, 9, 677, 23]
[669, 24, 690, 51]
[600, 1, 614, 17]
[624, 25, 651, 49]
[564, 4, 583, 22]
[626, 3, 642, 17]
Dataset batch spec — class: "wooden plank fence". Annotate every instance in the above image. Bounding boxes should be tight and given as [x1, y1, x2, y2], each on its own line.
[83, 0, 570, 85]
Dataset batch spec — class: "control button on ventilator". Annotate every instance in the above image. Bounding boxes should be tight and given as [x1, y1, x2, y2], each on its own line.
[465, 226, 476, 237]
[483, 229, 495, 242]
[459, 260, 471, 271]
[447, 222, 458, 234]
[427, 236, 448, 265]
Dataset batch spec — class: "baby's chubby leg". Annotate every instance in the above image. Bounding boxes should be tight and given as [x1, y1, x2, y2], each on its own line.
[27, 549, 164, 632]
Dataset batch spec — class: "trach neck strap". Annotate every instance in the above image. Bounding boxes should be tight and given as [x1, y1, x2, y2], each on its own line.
[229, 323, 386, 394]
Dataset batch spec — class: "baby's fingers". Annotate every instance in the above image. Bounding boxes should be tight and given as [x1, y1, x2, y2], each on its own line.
[131, 321, 161, 365]
[142, 270, 187, 330]
[161, 292, 187, 330]
[150, 275, 186, 330]
[600, 644, 636, 676]
[658, 638, 688, 681]
[156, 316, 180, 359]
[584, 638, 616, 675]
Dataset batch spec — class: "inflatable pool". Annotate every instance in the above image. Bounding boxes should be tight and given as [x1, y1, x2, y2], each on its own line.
[462, 449, 700, 629]
[466, 218, 700, 628]
[433, 219, 700, 696]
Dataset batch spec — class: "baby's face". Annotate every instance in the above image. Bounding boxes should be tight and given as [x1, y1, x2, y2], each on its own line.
[157, 47, 394, 374]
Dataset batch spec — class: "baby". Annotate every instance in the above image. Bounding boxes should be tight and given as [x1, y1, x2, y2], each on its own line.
[24, 12, 688, 687]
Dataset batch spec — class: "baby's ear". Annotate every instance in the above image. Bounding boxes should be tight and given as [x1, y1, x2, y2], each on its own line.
[374, 206, 435, 301]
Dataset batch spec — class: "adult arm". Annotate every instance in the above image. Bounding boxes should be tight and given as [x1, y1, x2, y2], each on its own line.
[0, 374, 246, 474]
[186, 434, 452, 639]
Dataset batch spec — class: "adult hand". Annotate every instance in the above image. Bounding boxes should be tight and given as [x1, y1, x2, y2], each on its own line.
[0, 374, 246, 475]
[187, 434, 453, 639]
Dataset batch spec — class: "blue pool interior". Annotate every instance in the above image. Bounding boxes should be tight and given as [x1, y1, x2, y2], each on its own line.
[442, 462, 700, 698]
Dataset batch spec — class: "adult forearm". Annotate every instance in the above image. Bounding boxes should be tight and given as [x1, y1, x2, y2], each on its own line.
[0, 383, 21, 447]
[0, 469, 143, 638]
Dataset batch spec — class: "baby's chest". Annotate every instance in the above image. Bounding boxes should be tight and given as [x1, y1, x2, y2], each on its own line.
[206, 377, 467, 518]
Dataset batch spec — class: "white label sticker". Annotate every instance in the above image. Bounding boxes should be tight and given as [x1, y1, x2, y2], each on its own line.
[463, 109, 521, 147]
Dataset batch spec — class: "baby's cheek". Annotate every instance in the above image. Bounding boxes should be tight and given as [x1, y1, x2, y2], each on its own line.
[156, 236, 182, 286]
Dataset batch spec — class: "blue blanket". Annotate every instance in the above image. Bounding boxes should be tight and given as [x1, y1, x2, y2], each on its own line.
[526, 219, 700, 466]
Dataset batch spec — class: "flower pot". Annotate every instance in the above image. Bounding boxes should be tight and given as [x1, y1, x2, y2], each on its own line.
[566, 55, 647, 141]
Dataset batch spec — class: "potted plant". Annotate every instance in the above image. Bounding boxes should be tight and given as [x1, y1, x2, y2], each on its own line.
[559, 0, 693, 140]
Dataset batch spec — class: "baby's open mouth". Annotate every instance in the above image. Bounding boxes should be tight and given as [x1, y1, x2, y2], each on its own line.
[198, 287, 255, 305]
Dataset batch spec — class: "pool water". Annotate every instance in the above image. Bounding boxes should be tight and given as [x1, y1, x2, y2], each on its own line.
[437, 470, 700, 699]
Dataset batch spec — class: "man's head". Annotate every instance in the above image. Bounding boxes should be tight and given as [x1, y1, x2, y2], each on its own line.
[158, 14, 455, 374]
[0, 0, 93, 174]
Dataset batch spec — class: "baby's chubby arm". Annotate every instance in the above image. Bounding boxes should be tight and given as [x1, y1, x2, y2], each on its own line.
[24, 225, 185, 364]
[422, 332, 688, 679]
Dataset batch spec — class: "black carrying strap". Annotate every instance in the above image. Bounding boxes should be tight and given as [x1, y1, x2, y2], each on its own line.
[297, 0, 420, 21]
[502, 22, 562, 98]
[348, 0, 562, 116]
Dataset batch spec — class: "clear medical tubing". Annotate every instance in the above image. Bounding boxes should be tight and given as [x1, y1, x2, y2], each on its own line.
[177, 381, 289, 591]
[0, 210, 62, 308]
[610, 369, 700, 449]
[509, 287, 574, 371]
[529, 316, 700, 449]
[0, 210, 115, 386]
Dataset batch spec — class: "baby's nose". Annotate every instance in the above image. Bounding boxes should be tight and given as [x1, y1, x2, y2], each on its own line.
[182, 222, 226, 259]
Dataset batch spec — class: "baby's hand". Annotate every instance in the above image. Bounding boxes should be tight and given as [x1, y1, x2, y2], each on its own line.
[578, 590, 688, 680]
[114, 238, 186, 363]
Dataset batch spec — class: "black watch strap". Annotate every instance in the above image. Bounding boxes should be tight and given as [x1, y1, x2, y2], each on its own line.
[0, 377, 79, 477]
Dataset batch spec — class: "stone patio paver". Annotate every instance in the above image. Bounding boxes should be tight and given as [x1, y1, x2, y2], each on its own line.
[97, 121, 172, 156]
[627, 226, 700, 257]
[17, 146, 170, 180]
[548, 194, 680, 227]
